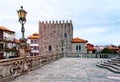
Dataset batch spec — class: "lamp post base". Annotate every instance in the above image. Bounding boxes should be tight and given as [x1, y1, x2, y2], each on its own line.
[19, 38, 28, 72]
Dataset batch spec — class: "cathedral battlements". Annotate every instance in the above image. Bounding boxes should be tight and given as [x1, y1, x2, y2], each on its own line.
[39, 20, 72, 24]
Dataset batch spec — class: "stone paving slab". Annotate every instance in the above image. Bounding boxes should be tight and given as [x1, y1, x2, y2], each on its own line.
[11, 58, 120, 82]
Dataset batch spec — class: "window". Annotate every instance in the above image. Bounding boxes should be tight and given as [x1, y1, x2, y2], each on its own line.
[0, 43, 3, 49]
[34, 40, 37, 44]
[36, 40, 38, 44]
[79, 45, 81, 51]
[53, 31, 56, 33]
[34, 47, 36, 50]
[76, 45, 81, 51]
[31, 46, 33, 49]
[48, 45, 52, 51]
[34, 46, 39, 50]
[31, 40, 33, 44]
[76, 45, 78, 50]
[64, 33, 67, 38]
[31, 39, 39, 44]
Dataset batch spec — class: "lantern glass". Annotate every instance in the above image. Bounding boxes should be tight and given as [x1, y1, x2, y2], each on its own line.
[17, 6, 27, 21]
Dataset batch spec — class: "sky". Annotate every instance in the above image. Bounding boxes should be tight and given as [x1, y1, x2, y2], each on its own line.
[0, 0, 120, 45]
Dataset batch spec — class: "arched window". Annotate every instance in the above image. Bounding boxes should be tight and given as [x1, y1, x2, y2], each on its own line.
[48, 45, 52, 51]
[76, 45, 78, 50]
[79, 45, 81, 51]
[64, 33, 67, 38]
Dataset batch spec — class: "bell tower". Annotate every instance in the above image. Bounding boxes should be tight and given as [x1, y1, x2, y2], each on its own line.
[39, 20, 73, 57]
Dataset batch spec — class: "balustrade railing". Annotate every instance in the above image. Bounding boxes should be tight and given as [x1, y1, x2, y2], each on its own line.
[0, 54, 62, 82]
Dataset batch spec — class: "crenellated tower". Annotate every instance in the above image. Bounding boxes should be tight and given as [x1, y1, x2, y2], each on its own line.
[39, 20, 73, 56]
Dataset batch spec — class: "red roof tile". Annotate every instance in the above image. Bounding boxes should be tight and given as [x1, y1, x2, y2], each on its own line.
[72, 38, 88, 43]
[87, 47, 96, 51]
[14, 39, 21, 44]
[108, 46, 119, 50]
[0, 26, 15, 33]
[28, 33, 39, 39]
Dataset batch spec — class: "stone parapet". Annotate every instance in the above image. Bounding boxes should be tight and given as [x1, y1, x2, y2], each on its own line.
[0, 54, 62, 82]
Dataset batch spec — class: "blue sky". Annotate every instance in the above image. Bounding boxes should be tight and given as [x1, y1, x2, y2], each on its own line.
[0, 0, 120, 45]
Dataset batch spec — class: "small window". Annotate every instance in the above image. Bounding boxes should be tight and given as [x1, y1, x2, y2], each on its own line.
[76, 45, 81, 51]
[76, 45, 78, 50]
[31, 40, 33, 44]
[64, 33, 67, 38]
[79, 45, 81, 51]
[53, 31, 56, 33]
[34, 40, 37, 44]
[48, 45, 52, 51]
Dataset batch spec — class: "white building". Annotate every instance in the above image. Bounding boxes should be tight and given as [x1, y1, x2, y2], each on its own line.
[28, 33, 39, 56]
[71, 38, 88, 57]
[0, 26, 20, 59]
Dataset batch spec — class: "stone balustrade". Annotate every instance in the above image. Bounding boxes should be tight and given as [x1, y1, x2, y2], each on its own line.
[0, 54, 62, 82]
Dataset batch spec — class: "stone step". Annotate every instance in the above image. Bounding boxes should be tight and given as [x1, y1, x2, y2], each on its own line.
[116, 63, 120, 66]
[96, 57, 120, 73]
[111, 57, 120, 61]
[107, 66, 120, 73]
[96, 63, 120, 73]
[111, 65, 120, 70]
[100, 63, 111, 67]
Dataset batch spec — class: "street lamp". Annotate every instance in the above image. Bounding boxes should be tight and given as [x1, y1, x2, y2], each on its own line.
[17, 6, 27, 42]
[17, 6, 28, 71]
[17, 6, 27, 56]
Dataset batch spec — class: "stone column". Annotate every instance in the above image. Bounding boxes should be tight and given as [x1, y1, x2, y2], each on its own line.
[19, 43, 28, 72]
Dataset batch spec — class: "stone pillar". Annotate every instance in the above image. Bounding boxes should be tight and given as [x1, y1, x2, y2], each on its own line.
[19, 43, 28, 72]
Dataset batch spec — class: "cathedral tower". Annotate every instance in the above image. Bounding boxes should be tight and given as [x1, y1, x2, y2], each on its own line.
[39, 20, 73, 56]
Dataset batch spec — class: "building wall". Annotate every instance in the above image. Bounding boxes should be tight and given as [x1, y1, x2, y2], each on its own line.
[27, 39, 39, 56]
[72, 43, 87, 54]
[87, 51, 93, 54]
[0, 30, 3, 40]
[0, 30, 19, 59]
[39, 20, 73, 56]
[3, 31, 15, 41]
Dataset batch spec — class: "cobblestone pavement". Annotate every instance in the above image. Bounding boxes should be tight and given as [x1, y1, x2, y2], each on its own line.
[11, 58, 120, 82]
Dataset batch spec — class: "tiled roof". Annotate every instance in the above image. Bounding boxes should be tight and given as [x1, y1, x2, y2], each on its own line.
[87, 43, 94, 46]
[87, 43, 96, 51]
[108, 46, 119, 50]
[14, 39, 21, 44]
[87, 47, 96, 51]
[72, 38, 88, 43]
[0, 26, 15, 33]
[28, 33, 39, 39]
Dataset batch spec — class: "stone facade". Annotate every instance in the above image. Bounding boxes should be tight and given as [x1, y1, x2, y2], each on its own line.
[70, 38, 88, 57]
[39, 20, 73, 56]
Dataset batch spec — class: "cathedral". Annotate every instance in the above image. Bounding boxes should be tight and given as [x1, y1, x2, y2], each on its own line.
[39, 20, 73, 57]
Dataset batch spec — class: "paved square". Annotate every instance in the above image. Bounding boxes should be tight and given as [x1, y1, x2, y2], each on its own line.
[11, 58, 120, 82]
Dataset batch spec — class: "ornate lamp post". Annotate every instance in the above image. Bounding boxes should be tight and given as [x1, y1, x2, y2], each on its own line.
[17, 6, 28, 71]
[17, 6, 27, 43]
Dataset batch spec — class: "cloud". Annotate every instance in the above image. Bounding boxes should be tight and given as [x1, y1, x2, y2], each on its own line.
[0, 0, 120, 45]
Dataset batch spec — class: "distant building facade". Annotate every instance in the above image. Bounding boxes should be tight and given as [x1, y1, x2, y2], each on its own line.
[39, 20, 73, 56]
[0, 26, 20, 59]
[87, 43, 96, 54]
[28, 33, 39, 56]
[70, 38, 88, 57]
[107, 45, 119, 54]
